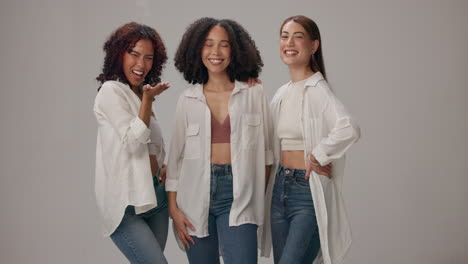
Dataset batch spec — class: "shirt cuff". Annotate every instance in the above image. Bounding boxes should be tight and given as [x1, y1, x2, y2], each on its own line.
[130, 117, 151, 144]
[265, 150, 274, 165]
[165, 179, 178, 192]
[311, 146, 329, 166]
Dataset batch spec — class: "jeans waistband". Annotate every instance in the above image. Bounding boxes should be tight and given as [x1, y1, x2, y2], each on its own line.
[278, 164, 306, 177]
[211, 163, 232, 174]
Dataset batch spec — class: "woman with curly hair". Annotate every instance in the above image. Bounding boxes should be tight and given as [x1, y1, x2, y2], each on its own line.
[94, 22, 170, 264]
[259, 15, 360, 264]
[166, 17, 273, 264]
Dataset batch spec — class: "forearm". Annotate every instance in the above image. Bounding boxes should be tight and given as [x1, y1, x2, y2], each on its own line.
[138, 95, 153, 127]
[167, 191, 178, 215]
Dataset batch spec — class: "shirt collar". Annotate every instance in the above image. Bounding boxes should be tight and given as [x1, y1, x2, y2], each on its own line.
[184, 81, 248, 99]
[304, 71, 325, 87]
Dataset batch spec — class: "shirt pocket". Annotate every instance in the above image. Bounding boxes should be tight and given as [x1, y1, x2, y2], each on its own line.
[184, 123, 200, 159]
[242, 113, 261, 149]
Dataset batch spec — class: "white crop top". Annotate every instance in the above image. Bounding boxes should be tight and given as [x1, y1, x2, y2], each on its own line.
[277, 78, 307, 151]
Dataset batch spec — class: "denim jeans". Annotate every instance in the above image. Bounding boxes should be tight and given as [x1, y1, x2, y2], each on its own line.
[110, 173, 169, 264]
[186, 164, 258, 264]
[271, 165, 320, 264]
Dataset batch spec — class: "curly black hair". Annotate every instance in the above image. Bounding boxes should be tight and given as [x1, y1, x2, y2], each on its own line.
[96, 22, 167, 90]
[174, 17, 263, 84]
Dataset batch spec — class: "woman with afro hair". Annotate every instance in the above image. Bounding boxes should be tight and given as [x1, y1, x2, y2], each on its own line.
[94, 22, 170, 264]
[166, 17, 273, 264]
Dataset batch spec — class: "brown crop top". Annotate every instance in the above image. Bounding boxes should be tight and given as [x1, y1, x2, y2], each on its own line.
[211, 114, 231, 143]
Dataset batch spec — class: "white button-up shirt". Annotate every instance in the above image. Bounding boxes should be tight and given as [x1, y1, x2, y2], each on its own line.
[259, 72, 360, 264]
[94, 80, 165, 236]
[166, 81, 273, 241]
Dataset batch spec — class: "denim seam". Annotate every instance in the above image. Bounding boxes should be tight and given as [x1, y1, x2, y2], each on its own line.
[120, 227, 145, 264]
[291, 177, 310, 189]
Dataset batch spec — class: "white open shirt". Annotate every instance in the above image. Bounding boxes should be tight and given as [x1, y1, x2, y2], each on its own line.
[166, 81, 273, 244]
[94, 80, 165, 236]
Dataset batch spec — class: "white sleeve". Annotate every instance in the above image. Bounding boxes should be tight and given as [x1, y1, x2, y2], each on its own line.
[94, 82, 150, 154]
[311, 87, 360, 166]
[259, 85, 274, 165]
[165, 95, 187, 191]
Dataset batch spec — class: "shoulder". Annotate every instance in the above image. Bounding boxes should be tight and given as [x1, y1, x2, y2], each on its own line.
[174, 83, 202, 107]
[306, 79, 333, 99]
[179, 83, 202, 100]
[271, 82, 290, 104]
[237, 81, 265, 97]
[97, 81, 131, 99]
[95, 81, 132, 108]
[100, 80, 129, 93]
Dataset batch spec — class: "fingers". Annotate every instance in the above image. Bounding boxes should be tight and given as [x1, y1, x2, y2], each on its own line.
[185, 218, 195, 231]
[173, 209, 196, 248]
[143, 82, 170, 96]
[178, 228, 194, 248]
[305, 166, 311, 180]
[246, 78, 262, 87]
[154, 81, 170, 90]
[184, 230, 195, 245]
[310, 163, 333, 178]
[177, 230, 191, 248]
[159, 166, 167, 184]
[176, 221, 195, 248]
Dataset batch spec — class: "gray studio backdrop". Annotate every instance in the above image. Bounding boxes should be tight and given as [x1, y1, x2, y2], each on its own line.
[1, 0, 467, 263]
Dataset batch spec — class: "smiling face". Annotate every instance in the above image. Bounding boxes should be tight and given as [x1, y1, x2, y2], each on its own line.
[280, 21, 317, 69]
[122, 39, 154, 88]
[201, 25, 231, 76]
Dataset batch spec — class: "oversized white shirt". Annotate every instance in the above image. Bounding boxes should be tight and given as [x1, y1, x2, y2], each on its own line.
[166, 81, 273, 242]
[94, 80, 165, 236]
[259, 72, 360, 264]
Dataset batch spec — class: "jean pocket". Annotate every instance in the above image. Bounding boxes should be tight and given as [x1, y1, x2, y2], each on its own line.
[292, 176, 310, 189]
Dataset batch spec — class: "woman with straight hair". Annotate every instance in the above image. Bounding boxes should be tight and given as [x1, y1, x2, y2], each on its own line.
[166, 17, 273, 264]
[259, 15, 360, 264]
[94, 22, 170, 264]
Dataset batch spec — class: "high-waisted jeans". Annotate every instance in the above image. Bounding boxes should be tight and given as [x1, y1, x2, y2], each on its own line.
[186, 164, 258, 264]
[110, 171, 169, 264]
[271, 165, 321, 264]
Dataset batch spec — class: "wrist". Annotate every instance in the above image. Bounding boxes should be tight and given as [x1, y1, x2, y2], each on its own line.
[308, 153, 320, 166]
[142, 93, 154, 103]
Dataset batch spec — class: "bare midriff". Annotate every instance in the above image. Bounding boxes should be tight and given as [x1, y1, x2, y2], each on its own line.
[211, 143, 231, 164]
[281, 150, 306, 169]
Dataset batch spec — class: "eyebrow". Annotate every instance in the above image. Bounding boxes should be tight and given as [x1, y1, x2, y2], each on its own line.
[281, 31, 305, 36]
[205, 38, 230, 43]
[129, 49, 153, 57]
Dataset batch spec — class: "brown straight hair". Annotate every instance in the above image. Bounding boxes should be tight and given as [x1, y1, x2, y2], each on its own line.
[280, 15, 327, 80]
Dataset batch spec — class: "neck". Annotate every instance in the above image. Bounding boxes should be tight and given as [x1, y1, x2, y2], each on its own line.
[130, 84, 144, 99]
[205, 72, 234, 91]
[288, 65, 315, 83]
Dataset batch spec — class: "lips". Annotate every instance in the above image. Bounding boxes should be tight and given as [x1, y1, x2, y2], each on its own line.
[132, 70, 144, 76]
[283, 50, 298, 56]
[208, 58, 224, 65]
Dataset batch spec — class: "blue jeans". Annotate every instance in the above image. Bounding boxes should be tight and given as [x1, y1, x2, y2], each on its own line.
[186, 164, 258, 264]
[110, 173, 169, 264]
[271, 165, 320, 264]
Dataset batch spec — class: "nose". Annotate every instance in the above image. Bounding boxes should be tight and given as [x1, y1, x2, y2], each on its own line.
[286, 37, 294, 46]
[210, 45, 220, 55]
[137, 56, 145, 65]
